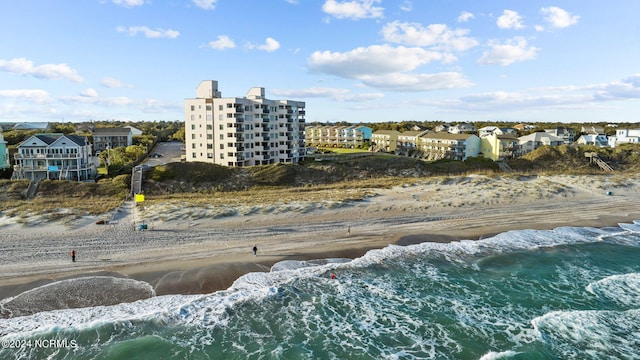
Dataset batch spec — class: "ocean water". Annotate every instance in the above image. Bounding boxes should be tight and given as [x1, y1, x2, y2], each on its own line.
[1, 221, 640, 359]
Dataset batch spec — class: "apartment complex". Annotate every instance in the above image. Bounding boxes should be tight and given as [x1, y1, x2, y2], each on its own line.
[185, 81, 306, 167]
[305, 125, 372, 148]
[12, 133, 96, 181]
[92, 127, 133, 152]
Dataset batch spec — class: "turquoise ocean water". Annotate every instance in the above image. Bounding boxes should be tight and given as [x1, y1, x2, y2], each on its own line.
[1, 221, 640, 359]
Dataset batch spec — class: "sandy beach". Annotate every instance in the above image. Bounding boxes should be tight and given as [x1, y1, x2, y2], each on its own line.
[1, 173, 639, 316]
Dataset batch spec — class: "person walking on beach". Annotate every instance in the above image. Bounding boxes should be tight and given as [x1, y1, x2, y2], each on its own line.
[71, 249, 76, 263]
[253, 245, 258, 257]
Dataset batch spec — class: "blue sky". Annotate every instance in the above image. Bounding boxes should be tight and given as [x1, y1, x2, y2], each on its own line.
[1, 0, 639, 124]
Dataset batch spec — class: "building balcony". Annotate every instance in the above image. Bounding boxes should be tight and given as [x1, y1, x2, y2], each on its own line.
[15, 153, 86, 160]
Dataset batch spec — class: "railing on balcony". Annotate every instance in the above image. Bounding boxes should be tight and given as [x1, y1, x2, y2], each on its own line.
[15, 153, 85, 159]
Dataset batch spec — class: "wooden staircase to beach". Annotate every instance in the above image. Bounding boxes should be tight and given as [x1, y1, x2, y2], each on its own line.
[585, 152, 614, 172]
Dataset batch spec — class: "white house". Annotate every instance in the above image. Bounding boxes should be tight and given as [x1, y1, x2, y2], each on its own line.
[13, 133, 96, 181]
[478, 126, 518, 137]
[607, 129, 640, 148]
[449, 123, 476, 134]
[576, 134, 609, 147]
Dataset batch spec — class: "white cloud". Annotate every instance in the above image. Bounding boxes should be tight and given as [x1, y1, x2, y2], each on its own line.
[308, 44, 445, 78]
[431, 75, 640, 113]
[497, 9, 525, 29]
[381, 21, 478, 51]
[101, 77, 133, 88]
[246, 37, 280, 52]
[0, 89, 50, 103]
[322, 0, 384, 20]
[540, 6, 579, 29]
[80, 88, 98, 98]
[458, 11, 474, 23]
[112, 0, 144, 7]
[307, 45, 472, 92]
[477, 37, 538, 66]
[358, 72, 473, 92]
[592, 74, 640, 100]
[208, 35, 236, 50]
[116, 26, 180, 39]
[400, 1, 412, 12]
[0, 57, 83, 82]
[271, 87, 384, 102]
[192, 0, 217, 10]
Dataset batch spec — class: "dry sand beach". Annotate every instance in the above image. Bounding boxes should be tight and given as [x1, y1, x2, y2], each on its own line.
[1, 174, 639, 316]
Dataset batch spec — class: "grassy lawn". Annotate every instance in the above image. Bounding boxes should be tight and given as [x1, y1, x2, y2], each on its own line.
[318, 147, 370, 154]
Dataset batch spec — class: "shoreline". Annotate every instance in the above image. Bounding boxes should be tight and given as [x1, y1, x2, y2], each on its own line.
[1, 174, 639, 315]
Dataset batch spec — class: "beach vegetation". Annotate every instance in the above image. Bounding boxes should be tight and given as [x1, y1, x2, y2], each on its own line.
[1, 140, 640, 223]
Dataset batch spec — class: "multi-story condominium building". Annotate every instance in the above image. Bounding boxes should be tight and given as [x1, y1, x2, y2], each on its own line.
[417, 133, 480, 161]
[398, 130, 430, 150]
[92, 127, 133, 153]
[480, 133, 521, 161]
[305, 125, 372, 148]
[185, 80, 305, 167]
[607, 128, 640, 148]
[339, 126, 372, 148]
[371, 130, 401, 152]
[518, 132, 564, 154]
[0, 132, 9, 169]
[12, 133, 96, 181]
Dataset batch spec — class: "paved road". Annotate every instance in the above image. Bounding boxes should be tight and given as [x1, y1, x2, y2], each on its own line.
[132, 141, 184, 195]
[140, 141, 184, 167]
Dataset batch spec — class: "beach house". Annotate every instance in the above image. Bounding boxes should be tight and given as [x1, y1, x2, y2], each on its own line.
[416, 133, 480, 161]
[607, 128, 640, 148]
[544, 127, 576, 144]
[13, 133, 96, 181]
[92, 127, 133, 153]
[0, 132, 9, 170]
[576, 134, 609, 147]
[371, 130, 400, 152]
[480, 133, 521, 161]
[518, 132, 564, 154]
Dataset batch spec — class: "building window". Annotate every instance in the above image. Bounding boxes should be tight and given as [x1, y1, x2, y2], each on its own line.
[190, 105, 195, 111]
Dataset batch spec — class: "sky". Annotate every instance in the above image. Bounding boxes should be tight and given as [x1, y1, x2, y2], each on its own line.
[1, 0, 639, 124]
